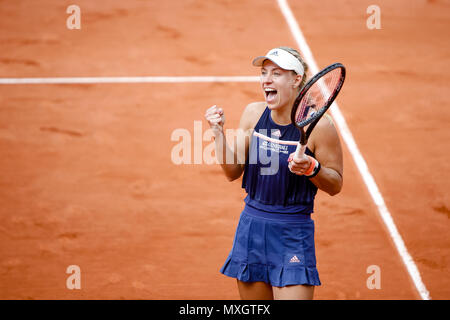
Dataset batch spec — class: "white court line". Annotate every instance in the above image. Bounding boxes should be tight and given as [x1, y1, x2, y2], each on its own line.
[277, 0, 431, 300]
[0, 76, 259, 84]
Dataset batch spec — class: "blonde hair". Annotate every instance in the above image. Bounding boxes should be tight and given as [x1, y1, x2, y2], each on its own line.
[278, 46, 309, 89]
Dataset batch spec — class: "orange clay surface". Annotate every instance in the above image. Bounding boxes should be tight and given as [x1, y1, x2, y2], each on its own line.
[0, 0, 449, 299]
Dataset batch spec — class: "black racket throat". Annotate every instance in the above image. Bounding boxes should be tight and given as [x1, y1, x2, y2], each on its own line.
[297, 103, 320, 146]
[298, 121, 318, 146]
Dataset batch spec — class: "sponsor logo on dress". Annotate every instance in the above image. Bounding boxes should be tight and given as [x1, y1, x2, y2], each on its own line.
[289, 255, 301, 263]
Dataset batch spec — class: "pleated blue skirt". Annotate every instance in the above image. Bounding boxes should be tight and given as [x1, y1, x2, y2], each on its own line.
[220, 204, 321, 287]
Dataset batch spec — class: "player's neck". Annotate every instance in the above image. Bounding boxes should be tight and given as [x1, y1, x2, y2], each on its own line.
[270, 107, 291, 126]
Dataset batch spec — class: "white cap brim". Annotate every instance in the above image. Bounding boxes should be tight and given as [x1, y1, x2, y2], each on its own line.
[252, 48, 304, 76]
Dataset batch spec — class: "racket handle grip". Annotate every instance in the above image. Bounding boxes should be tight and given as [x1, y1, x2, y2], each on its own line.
[294, 143, 306, 159]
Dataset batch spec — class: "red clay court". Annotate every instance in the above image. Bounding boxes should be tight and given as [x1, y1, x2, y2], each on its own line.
[0, 0, 449, 299]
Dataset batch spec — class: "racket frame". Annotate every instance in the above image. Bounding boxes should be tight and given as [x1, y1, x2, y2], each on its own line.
[290, 63, 346, 157]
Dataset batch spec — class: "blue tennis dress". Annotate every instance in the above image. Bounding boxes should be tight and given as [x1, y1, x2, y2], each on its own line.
[220, 107, 321, 287]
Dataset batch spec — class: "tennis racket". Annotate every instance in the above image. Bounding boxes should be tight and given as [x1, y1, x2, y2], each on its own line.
[291, 63, 346, 159]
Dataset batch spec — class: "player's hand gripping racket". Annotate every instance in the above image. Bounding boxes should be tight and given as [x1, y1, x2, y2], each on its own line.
[291, 63, 346, 159]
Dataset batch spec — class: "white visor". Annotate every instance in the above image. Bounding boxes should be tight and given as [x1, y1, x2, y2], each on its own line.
[252, 48, 304, 76]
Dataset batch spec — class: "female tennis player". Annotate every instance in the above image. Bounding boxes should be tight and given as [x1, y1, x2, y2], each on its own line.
[204, 47, 343, 300]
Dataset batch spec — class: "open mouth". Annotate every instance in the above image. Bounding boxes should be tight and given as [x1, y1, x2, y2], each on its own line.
[264, 88, 278, 103]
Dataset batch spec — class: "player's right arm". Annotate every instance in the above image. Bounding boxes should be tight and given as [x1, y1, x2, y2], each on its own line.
[204, 102, 265, 181]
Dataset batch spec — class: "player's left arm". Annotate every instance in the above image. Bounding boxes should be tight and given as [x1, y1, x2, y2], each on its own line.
[309, 116, 343, 196]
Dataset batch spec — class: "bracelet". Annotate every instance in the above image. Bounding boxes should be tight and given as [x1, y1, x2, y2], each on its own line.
[304, 156, 316, 176]
[305, 156, 321, 178]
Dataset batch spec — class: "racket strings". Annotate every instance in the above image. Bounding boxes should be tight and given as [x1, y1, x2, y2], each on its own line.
[295, 68, 342, 126]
